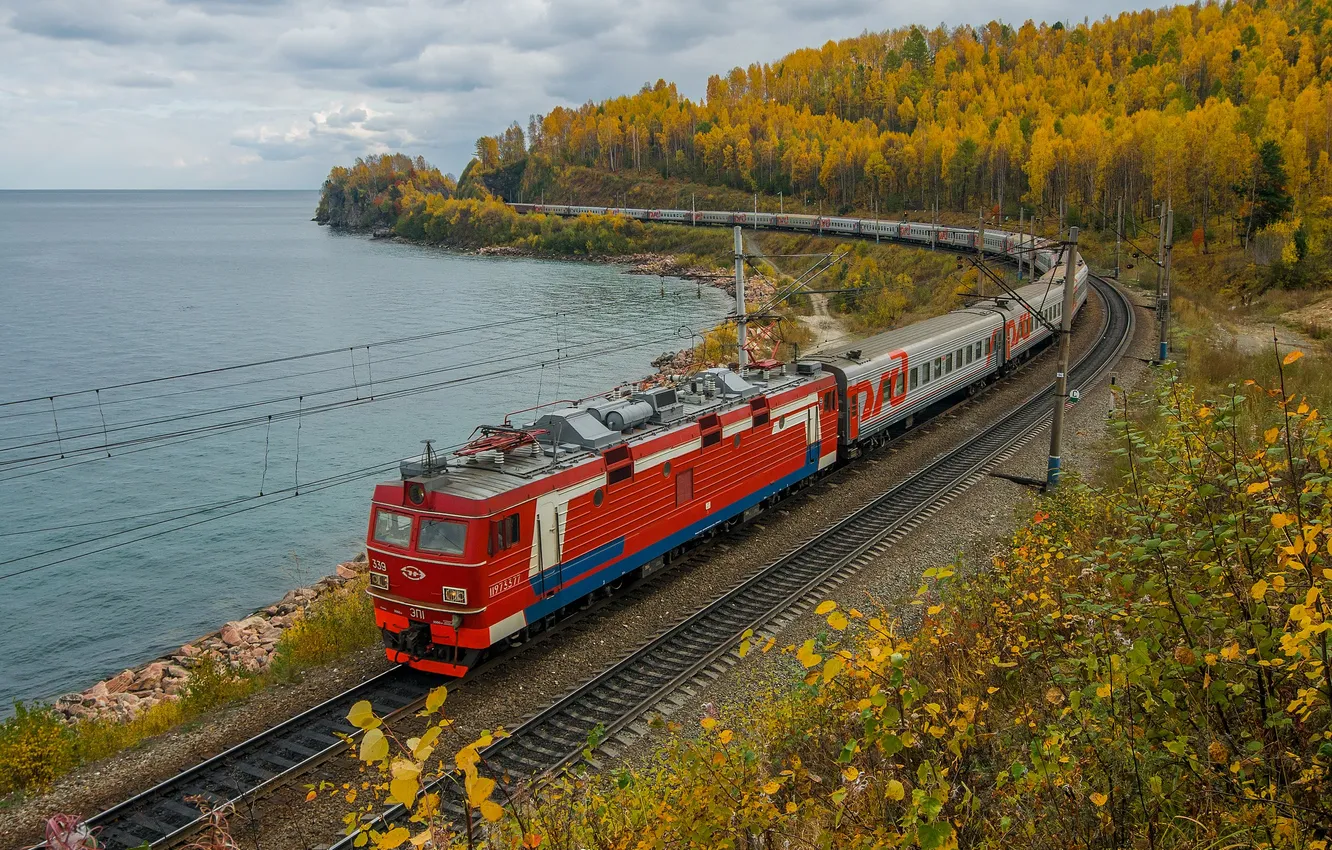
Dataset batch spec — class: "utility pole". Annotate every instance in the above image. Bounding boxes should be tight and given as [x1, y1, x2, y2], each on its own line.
[1047, 226, 1080, 490]
[1018, 208, 1025, 281]
[1114, 197, 1123, 279]
[778, 191, 783, 214]
[874, 198, 880, 243]
[734, 226, 747, 372]
[977, 208, 985, 296]
[931, 198, 938, 251]
[1158, 206, 1174, 362]
[753, 193, 757, 230]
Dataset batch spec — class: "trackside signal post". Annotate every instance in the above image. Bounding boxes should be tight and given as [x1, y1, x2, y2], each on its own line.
[1158, 207, 1174, 362]
[1047, 226, 1080, 490]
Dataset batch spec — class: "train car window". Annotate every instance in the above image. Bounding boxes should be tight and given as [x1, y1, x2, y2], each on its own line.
[419, 519, 467, 555]
[945, 353, 953, 373]
[373, 509, 413, 548]
[750, 396, 770, 427]
[895, 372, 906, 395]
[965, 346, 973, 365]
[675, 468, 694, 507]
[934, 358, 943, 379]
[488, 514, 520, 553]
[699, 413, 722, 448]
[910, 367, 919, 390]
[956, 348, 964, 367]
[920, 365, 930, 385]
[604, 444, 634, 485]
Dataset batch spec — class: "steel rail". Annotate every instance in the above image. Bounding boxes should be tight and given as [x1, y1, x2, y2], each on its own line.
[332, 275, 1133, 845]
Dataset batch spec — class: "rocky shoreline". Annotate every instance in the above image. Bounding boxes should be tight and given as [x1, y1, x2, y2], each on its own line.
[51, 556, 370, 725]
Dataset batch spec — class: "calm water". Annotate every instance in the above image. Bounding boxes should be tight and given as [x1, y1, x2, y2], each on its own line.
[0, 191, 729, 707]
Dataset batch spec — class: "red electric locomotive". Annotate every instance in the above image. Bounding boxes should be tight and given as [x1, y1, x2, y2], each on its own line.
[366, 366, 839, 675]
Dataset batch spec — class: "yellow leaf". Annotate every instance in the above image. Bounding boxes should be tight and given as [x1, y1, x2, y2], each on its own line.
[700, 717, 718, 731]
[466, 775, 496, 807]
[761, 636, 776, 653]
[738, 639, 751, 658]
[348, 700, 379, 730]
[927, 604, 944, 616]
[986, 686, 999, 694]
[1090, 792, 1108, 807]
[1251, 580, 1269, 600]
[409, 830, 432, 848]
[359, 728, 389, 763]
[885, 779, 905, 801]
[479, 800, 504, 822]
[345, 789, 357, 804]
[425, 685, 448, 714]
[1247, 481, 1271, 494]
[827, 611, 849, 630]
[822, 656, 845, 683]
[796, 640, 823, 669]
[763, 780, 781, 795]
[718, 729, 734, 745]
[841, 766, 860, 782]
[1096, 684, 1111, 698]
[305, 789, 317, 802]
[413, 727, 442, 760]
[389, 776, 420, 808]
[1271, 574, 1287, 593]
[1266, 428, 1281, 444]
[1283, 350, 1304, 366]
[815, 600, 837, 615]
[1272, 513, 1295, 529]
[376, 827, 411, 850]
[785, 801, 798, 814]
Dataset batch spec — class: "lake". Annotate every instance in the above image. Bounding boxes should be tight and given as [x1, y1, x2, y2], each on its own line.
[0, 190, 730, 707]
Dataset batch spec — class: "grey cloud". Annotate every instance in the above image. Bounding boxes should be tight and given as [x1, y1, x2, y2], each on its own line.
[8, 0, 233, 46]
[0, 0, 1142, 189]
[113, 72, 176, 88]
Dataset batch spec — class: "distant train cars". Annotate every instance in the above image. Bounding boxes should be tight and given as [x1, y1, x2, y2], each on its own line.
[368, 205, 1089, 676]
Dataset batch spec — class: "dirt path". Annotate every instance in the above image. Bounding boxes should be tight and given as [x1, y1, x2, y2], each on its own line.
[742, 232, 852, 353]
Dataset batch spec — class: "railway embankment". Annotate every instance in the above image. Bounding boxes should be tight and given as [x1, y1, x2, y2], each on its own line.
[46, 558, 371, 727]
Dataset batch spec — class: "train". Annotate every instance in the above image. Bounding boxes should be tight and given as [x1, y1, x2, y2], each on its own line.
[364, 207, 1089, 676]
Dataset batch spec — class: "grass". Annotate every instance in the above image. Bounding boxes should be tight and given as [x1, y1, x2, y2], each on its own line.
[0, 575, 379, 800]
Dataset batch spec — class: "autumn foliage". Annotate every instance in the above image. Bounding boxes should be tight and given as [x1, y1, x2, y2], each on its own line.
[494, 0, 1332, 242]
[333, 351, 1330, 848]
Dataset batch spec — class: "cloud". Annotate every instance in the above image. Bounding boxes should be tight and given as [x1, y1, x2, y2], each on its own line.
[113, 72, 177, 88]
[0, 0, 1140, 188]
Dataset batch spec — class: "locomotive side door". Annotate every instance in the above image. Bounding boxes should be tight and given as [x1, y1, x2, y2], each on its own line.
[532, 495, 562, 597]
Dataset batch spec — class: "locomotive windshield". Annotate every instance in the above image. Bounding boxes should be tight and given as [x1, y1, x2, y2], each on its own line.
[373, 509, 413, 548]
[418, 518, 467, 555]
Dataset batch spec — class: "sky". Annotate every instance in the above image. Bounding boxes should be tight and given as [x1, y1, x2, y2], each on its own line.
[0, 0, 1139, 190]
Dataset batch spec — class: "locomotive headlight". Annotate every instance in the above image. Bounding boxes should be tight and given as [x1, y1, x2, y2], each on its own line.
[369, 573, 388, 590]
[406, 481, 426, 506]
[443, 587, 468, 605]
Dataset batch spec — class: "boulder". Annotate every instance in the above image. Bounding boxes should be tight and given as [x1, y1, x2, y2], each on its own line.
[85, 681, 109, 700]
[166, 664, 190, 679]
[138, 662, 167, 687]
[106, 670, 135, 694]
[179, 643, 201, 658]
[336, 563, 359, 580]
[220, 623, 245, 646]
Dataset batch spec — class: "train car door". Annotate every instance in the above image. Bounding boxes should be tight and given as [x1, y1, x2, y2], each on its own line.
[532, 495, 562, 596]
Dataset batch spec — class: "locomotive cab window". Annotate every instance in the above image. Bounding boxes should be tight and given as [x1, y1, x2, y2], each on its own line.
[373, 509, 413, 549]
[489, 514, 520, 553]
[822, 390, 836, 411]
[419, 518, 467, 556]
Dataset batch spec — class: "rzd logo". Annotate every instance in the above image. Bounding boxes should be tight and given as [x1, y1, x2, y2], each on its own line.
[400, 565, 426, 581]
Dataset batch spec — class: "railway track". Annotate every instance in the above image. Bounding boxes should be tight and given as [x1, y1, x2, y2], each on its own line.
[332, 274, 1134, 846]
[60, 271, 1130, 850]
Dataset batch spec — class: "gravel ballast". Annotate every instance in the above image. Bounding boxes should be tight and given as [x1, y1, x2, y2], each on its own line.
[1, 286, 1130, 849]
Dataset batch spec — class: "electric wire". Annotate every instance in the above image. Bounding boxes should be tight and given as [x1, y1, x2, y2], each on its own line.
[0, 320, 718, 578]
[0, 321, 710, 469]
[0, 313, 565, 409]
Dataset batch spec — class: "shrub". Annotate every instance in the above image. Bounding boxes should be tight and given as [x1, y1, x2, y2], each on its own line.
[271, 577, 378, 680]
[0, 704, 75, 797]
